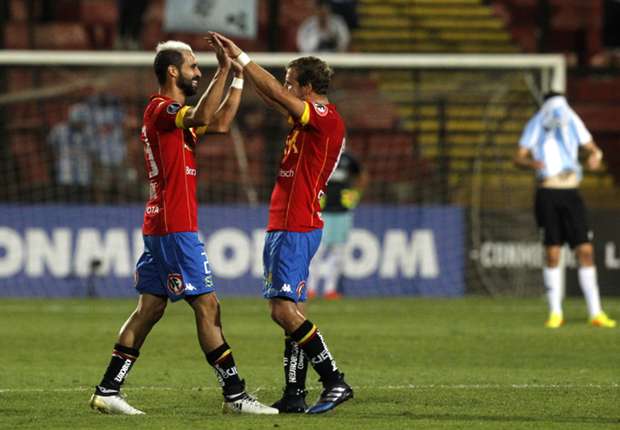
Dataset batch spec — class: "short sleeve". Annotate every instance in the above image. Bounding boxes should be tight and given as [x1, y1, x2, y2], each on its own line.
[569, 110, 592, 145]
[518, 115, 541, 149]
[300, 101, 330, 130]
[151, 99, 187, 131]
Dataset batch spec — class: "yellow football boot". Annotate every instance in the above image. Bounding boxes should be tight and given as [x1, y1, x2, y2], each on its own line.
[545, 312, 564, 329]
[589, 312, 616, 328]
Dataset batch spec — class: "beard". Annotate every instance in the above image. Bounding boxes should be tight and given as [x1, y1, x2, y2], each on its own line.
[177, 74, 199, 97]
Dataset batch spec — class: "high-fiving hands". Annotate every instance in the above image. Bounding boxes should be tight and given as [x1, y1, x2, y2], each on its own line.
[208, 32, 242, 59]
[205, 32, 231, 70]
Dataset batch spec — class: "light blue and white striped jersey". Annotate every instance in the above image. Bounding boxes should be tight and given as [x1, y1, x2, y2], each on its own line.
[519, 95, 592, 180]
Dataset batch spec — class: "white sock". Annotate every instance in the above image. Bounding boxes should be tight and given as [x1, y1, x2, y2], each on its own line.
[578, 266, 602, 318]
[543, 266, 563, 315]
[323, 245, 344, 294]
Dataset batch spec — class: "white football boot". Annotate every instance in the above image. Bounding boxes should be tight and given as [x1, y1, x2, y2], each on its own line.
[222, 393, 279, 415]
[89, 393, 145, 415]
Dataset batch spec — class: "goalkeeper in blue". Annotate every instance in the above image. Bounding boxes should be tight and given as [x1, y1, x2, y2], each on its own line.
[514, 91, 616, 329]
[307, 151, 368, 300]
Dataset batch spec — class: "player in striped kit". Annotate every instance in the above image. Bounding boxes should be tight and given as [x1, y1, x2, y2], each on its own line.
[210, 32, 354, 414]
[89, 39, 277, 415]
[514, 91, 616, 329]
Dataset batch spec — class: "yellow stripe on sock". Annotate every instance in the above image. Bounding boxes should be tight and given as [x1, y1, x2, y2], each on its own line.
[214, 349, 232, 364]
[298, 324, 317, 345]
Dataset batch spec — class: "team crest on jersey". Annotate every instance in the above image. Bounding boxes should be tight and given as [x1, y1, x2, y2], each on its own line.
[313, 103, 328, 117]
[167, 102, 182, 115]
[167, 273, 185, 295]
[296, 281, 306, 297]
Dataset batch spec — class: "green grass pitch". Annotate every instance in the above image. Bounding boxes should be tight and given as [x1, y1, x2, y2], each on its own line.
[0, 296, 618, 429]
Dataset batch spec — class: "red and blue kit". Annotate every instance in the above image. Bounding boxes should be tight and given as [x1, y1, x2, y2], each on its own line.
[267, 101, 346, 232]
[141, 94, 207, 235]
[136, 95, 213, 301]
[263, 101, 345, 303]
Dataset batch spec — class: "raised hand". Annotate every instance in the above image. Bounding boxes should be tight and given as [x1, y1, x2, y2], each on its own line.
[208, 31, 242, 58]
[205, 33, 231, 69]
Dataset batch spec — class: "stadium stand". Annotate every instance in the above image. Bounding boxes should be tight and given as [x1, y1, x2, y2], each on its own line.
[345, 0, 619, 206]
[353, 0, 517, 53]
[1, 0, 618, 207]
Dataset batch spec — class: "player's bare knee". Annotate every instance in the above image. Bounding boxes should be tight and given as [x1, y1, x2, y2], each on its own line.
[269, 305, 284, 326]
[270, 299, 299, 331]
[545, 257, 560, 267]
[269, 301, 287, 324]
[136, 300, 166, 323]
[545, 247, 561, 267]
[576, 244, 595, 267]
[189, 292, 219, 318]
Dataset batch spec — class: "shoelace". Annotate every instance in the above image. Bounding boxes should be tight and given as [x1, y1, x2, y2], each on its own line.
[242, 393, 261, 405]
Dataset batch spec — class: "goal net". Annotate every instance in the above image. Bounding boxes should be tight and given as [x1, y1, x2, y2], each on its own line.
[0, 51, 590, 298]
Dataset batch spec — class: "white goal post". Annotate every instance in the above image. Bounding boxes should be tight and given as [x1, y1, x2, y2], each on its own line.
[0, 50, 568, 297]
[0, 50, 566, 92]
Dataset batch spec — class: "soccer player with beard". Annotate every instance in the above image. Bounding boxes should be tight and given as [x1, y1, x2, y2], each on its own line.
[88, 39, 277, 415]
[209, 32, 353, 414]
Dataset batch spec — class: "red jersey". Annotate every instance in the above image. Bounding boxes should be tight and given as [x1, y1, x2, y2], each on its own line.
[140, 95, 206, 235]
[268, 101, 346, 232]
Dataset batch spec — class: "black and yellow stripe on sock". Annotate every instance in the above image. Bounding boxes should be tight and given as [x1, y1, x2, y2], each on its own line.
[206, 343, 244, 397]
[290, 320, 341, 386]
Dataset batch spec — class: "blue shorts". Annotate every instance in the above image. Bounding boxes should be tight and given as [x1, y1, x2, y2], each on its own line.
[135, 232, 215, 302]
[263, 229, 322, 303]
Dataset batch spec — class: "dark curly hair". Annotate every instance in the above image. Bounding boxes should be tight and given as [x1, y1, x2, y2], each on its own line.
[288, 56, 334, 95]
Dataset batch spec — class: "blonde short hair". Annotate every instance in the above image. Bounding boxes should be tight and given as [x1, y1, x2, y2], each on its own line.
[155, 40, 193, 54]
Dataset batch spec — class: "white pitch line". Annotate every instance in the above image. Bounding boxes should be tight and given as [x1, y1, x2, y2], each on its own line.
[0, 383, 617, 394]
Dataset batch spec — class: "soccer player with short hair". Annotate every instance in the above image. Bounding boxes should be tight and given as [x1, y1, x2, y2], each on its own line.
[88, 39, 277, 415]
[210, 32, 353, 414]
[514, 91, 616, 329]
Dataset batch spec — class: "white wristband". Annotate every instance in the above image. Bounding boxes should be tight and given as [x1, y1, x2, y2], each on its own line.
[231, 77, 244, 90]
[236, 52, 251, 67]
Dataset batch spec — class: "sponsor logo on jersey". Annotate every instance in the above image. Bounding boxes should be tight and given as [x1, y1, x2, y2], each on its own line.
[314, 103, 328, 117]
[185, 166, 197, 176]
[279, 169, 295, 178]
[284, 130, 299, 157]
[167, 273, 185, 295]
[282, 283, 292, 293]
[167, 102, 182, 115]
[145, 205, 160, 215]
